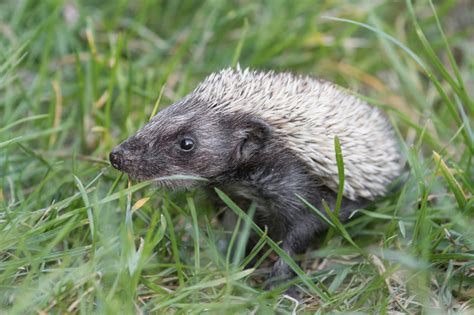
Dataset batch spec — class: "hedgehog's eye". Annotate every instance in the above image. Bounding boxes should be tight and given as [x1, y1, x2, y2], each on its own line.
[179, 138, 194, 151]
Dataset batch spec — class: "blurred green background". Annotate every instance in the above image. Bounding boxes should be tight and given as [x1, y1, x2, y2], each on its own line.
[0, 0, 472, 313]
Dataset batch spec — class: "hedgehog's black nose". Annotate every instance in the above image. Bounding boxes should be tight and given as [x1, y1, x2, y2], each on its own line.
[109, 149, 123, 170]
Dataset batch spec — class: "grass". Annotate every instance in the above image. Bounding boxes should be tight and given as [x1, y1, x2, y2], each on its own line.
[0, 0, 473, 313]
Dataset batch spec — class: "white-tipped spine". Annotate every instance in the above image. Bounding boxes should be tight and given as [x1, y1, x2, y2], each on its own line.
[192, 68, 402, 200]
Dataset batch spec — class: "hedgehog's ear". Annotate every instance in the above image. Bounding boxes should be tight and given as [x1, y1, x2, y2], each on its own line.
[234, 117, 272, 162]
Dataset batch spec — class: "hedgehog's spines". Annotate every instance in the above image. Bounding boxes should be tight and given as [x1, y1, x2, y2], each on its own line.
[189, 68, 402, 201]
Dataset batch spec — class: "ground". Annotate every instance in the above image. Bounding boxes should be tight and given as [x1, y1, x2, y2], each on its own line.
[0, 0, 473, 313]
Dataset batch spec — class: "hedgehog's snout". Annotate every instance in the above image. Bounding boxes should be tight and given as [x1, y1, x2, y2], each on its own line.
[109, 140, 134, 171]
[110, 135, 149, 172]
[110, 147, 125, 170]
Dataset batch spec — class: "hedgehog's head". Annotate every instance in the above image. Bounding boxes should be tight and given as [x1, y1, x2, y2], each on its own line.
[109, 97, 272, 189]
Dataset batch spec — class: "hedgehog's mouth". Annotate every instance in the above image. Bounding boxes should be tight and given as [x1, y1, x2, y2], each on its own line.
[109, 149, 208, 190]
[124, 172, 208, 191]
[154, 178, 204, 190]
[152, 175, 208, 190]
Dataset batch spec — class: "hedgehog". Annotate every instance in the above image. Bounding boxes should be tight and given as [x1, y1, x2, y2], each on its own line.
[110, 67, 402, 293]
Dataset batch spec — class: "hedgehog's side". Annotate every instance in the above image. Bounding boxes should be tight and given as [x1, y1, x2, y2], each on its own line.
[190, 68, 402, 201]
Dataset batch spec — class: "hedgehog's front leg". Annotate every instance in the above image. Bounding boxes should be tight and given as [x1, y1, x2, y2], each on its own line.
[265, 217, 319, 297]
[264, 189, 366, 297]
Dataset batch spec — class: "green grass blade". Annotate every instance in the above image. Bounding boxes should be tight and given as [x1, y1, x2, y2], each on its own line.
[333, 136, 345, 217]
[433, 151, 467, 209]
[187, 196, 201, 274]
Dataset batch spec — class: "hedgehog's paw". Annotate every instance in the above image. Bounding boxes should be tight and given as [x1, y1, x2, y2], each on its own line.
[263, 281, 301, 300]
[283, 285, 300, 300]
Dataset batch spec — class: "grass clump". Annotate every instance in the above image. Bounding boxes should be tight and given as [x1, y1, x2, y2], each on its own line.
[0, 0, 472, 313]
